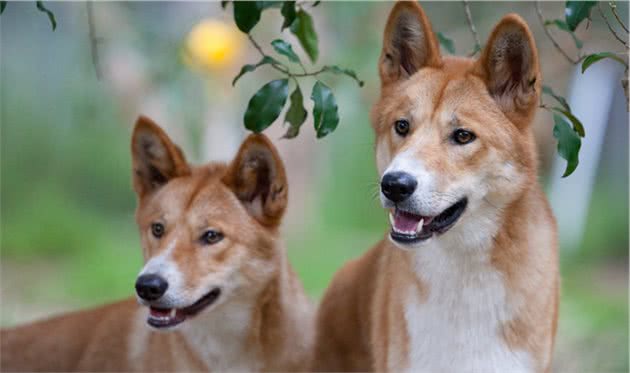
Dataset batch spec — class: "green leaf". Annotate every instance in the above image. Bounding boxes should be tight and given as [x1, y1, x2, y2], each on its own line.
[565, 1, 596, 31]
[553, 114, 581, 177]
[322, 65, 364, 87]
[283, 85, 307, 139]
[36, 1, 56, 31]
[244, 79, 289, 133]
[436, 32, 455, 54]
[290, 10, 318, 63]
[552, 107, 585, 137]
[280, 1, 296, 30]
[313, 1, 321, 6]
[232, 56, 278, 86]
[581, 52, 628, 73]
[271, 39, 301, 63]
[1, 1, 7, 14]
[311, 81, 339, 138]
[545, 19, 583, 49]
[542, 85, 571, 112]
[233, 1, 261, 33]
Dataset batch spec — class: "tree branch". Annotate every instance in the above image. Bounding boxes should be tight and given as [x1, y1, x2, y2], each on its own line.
[462, 0, 481, 56]
[247, 34, 325, 78]
[86, 1, 102, 80]
[609, 1, 629, 33]
[598, 2, 628, 48]
[535, 1, 580, 65]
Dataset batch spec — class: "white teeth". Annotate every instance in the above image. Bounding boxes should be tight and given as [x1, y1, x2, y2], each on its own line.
[389, 212, 395, 226]
[416, 219, 424, 234]
[170, 309, 176, 317]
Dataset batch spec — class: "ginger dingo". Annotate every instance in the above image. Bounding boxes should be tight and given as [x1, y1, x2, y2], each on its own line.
[313, 2, 559, 372]
[2, 116, 313, 371]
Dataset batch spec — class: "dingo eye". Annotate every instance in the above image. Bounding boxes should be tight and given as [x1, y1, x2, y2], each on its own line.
[151, 223, 165, 238]
[452, 129, 476, 145]
[394, 119, 410, 137]
[201, 230, 224, 245]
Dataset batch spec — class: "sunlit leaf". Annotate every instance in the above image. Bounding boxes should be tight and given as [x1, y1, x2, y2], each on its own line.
[565, 1, 596, 31]
[271, 39, 301, 63]
[553, 114, 581, 177]
[233, 1, 261, 33]
[290, 10, 318, 62]
[283, 85, 307, 138]
[232, 56, 278, 86]
[582, 52, 628, 73]
[322, 65, 364, 87]
[244, 79, 289, 133]
[36, 1, 56, 31]
[311, 81, 339, 138]
[436, 32, 455, 54]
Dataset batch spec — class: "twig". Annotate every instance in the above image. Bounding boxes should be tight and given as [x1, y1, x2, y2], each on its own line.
[86, 1, 102, 80]
[247, 34, 325, 78]
[609, 1, 629, 33]
[598, 2, 628, 48]
[462, 0, 481, 56]
[535, 1, 580, 64]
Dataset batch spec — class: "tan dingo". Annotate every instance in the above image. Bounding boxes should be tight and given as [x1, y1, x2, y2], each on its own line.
[313, 2, 559, 372]
[2, 116, 313, 371]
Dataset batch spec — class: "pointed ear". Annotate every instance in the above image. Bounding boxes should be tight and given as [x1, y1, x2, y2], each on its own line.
[222, 134, 288, 228]
[379, 1, 442, 86]
[131, 116, 190, 198]
[473, 14, 540, 124]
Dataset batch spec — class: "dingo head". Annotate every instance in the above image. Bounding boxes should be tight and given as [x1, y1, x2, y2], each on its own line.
[131, 116, 288, 329]
[373, 2, 540, 249]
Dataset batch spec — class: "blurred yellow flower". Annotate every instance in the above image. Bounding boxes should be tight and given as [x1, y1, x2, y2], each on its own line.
[184, 19, 244, 71]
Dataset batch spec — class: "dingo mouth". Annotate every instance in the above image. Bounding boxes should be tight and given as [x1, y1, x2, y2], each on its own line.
[147, 288, 221, 329]
[389, 198, 468, 245]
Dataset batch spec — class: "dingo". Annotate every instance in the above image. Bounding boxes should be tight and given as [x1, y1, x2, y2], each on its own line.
[312, 2, 559, 372]
[2, 116, 313, 371]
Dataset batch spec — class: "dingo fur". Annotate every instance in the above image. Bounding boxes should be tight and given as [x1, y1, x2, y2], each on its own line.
[312, 2, 559, 372]
[1, 116, 313, 371]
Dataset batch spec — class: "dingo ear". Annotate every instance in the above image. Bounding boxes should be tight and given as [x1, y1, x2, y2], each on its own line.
[379, 1, 441, 86]
[474, 14, 540, 124]
[223, 134, 288, 228]
[131, 116, 190, 198]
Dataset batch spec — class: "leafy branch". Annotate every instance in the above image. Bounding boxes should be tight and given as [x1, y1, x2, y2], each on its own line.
[226, 1, 363, 139]
[535, 1, 583, 64]
[535, 1, 628, 177]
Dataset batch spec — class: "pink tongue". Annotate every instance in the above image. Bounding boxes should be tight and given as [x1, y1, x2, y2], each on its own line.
[394, 210, 422, 232]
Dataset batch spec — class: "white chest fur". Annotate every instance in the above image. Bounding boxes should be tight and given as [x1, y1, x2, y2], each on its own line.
[181, 300, 259, 371]
[398, 241, 534, 373]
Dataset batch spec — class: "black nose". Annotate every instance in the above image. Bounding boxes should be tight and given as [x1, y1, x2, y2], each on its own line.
[381, 171, 417, 203]
[135, 274, 168, 301]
